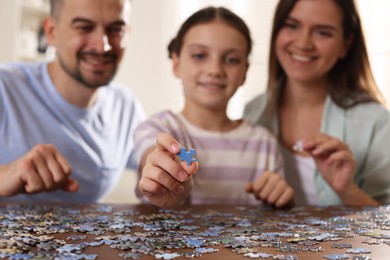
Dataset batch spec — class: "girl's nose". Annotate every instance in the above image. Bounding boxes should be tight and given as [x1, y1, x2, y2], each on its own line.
[206, 58, 224, 77]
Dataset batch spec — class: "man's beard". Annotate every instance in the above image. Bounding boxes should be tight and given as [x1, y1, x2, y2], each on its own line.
[58, 51, 118, 89]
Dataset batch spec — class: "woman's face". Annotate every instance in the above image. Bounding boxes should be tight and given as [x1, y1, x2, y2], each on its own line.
[275, 0, 351, 85]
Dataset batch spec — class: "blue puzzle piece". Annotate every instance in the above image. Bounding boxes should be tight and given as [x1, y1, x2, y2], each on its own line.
[177, 147, 197, 166]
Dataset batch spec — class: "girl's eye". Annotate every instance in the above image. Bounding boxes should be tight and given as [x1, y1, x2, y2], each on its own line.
[225, 56, 241, 64]
[191, 53, 206, 60]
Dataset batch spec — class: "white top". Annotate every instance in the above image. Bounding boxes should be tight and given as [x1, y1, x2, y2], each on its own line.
[281, 145, 317, 206]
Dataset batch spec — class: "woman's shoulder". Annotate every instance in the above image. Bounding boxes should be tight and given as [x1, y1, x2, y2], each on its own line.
[243, 92, 269, 123]
[245, 92, 268, 110]
[347, 102, 390, 122]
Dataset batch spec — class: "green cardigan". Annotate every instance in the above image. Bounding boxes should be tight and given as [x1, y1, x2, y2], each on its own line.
[244, 93, 390, 205]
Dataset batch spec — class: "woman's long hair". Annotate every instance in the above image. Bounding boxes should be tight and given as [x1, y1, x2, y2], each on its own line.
[267, 0, 385, 109]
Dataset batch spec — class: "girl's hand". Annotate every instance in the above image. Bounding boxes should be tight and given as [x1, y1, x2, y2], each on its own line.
[246, 171, 294, 208]
[139, 132, 198, 209]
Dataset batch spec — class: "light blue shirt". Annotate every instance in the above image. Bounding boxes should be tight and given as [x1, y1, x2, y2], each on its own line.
[0, 62, 145, 202]
[244, 92, 390, 205]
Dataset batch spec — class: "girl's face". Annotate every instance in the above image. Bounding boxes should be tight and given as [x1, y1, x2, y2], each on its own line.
[172, 20, 248, 111]
[275, 0, 351, 85]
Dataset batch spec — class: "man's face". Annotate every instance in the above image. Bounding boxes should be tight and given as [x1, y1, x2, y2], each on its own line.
[47, 0, 131, 88]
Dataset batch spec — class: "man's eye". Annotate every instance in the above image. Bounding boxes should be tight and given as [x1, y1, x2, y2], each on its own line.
[108, 27, 125, 36]
[75, 25, 93, 32]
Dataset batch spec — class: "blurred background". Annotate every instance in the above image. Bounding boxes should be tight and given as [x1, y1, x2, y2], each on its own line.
[0, 0, 389, 203]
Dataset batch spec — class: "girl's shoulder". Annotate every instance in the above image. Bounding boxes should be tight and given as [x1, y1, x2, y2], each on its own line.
[241, 120, 277, 140]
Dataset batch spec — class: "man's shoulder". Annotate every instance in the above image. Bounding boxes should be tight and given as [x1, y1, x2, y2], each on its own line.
[0, 61, 42, 73]
[101, 82, 145, 117]
[0, 62, 44, 82]
[104, 82, 138, 102]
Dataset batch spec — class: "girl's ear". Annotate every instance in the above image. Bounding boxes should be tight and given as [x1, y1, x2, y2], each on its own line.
[243, 62, 249, 84]
[171, 52, 181, 78]
[340, 34, 355, 59]
[43, 16, 57, 46]
[238, 62, 249, 87]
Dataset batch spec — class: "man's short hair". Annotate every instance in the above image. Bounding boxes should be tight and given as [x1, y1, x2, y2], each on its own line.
[49, 0, 131, 20]
[50, 0, 64, 20]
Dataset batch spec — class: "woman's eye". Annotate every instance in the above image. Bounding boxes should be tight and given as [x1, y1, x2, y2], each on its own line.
[284, 22, 298, 29]
[316, 30, 333, 37]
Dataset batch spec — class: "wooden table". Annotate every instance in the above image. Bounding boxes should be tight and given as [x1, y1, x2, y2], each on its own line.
[0, 203, 389, 259]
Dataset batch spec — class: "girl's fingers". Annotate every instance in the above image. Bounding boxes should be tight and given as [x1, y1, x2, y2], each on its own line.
[142, 163, 184, 195]
[156, 132, 181, 154]
[148, 149, 189, 182]
[275, 187, 294, 208]
[139, 170, 170, 196]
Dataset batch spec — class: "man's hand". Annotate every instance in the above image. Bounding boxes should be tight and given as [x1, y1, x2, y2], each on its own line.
[0, 144, 79, 197]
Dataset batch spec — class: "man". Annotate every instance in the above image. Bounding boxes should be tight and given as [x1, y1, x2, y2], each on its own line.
[0, 0, 145, 202]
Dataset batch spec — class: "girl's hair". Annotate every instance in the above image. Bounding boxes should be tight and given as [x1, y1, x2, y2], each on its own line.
[267, 0, 385, 108]
[168, 6, 253, 59]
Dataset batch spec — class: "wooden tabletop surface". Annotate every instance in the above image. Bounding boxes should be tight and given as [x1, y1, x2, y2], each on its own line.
[0, 202, 389, 259]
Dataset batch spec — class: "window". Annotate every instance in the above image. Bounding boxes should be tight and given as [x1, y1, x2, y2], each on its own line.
[357, 0, 390, 105]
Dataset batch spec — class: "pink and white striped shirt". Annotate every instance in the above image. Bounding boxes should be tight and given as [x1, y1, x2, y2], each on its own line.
[133, 111, 284, 206]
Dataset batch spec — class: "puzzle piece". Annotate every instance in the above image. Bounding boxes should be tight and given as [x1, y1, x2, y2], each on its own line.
[176, 147, 197, 166]
[323, 254, 349, 260]
[293, 140, 304, 152]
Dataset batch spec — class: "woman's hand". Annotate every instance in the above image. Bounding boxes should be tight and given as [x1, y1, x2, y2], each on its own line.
[300, 134, 356, 195]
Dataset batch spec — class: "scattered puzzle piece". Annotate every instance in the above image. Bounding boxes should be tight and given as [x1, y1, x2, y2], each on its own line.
[176, 147, 197, 166]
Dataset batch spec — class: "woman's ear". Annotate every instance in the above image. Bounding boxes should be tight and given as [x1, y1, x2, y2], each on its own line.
[340, 34, 355, 59]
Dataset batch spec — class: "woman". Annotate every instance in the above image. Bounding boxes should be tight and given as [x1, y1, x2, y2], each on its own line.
[244, 0, 390, 206]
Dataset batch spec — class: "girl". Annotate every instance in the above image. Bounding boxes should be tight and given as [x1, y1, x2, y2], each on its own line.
[134, 7, 294, 209]
[244, 0, 390, 206]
